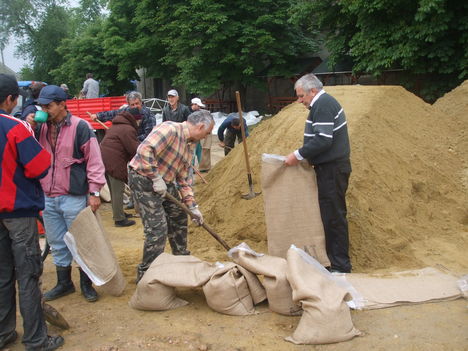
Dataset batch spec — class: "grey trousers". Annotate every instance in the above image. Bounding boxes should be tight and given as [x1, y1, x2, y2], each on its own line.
[0, 217, 48, 348]
[106, 174, 126, 221]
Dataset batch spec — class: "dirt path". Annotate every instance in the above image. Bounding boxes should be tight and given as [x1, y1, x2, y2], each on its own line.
[8, 203, 467, 351]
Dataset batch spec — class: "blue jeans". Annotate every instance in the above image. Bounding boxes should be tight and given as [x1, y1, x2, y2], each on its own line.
[0, 217, 48, 348]
[43, 195, 87, 267]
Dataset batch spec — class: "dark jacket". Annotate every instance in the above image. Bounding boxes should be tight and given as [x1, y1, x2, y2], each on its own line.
[162, 103, 190, 123]
[97, 106, 156, 142]
[20, 98, 37, 120]
[100, 112, 139, 182]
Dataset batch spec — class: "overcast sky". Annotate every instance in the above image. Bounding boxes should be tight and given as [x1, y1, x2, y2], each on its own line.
[2, 0, 81, 73]
[2, 40, 27, 73]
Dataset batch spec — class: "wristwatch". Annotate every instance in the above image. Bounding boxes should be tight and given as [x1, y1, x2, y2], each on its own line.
[89, 191, 100, 197]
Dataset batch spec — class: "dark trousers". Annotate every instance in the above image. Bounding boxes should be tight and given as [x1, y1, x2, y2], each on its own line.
[224, 129, 243, 155]
[0, 217, 47, 348]
[315, 160, 352, 272]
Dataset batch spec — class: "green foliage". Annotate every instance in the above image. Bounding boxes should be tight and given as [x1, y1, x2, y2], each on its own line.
[50, 20, 134, 96]
[107, 0, 319, 95]
[0, 1, 72, 83]
[289, 0, 468, 101]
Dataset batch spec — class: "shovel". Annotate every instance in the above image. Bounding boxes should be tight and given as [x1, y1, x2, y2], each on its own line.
[235, 91, 261, 200]
[164, 192, 231, 251]
[86, 111, 109, 130]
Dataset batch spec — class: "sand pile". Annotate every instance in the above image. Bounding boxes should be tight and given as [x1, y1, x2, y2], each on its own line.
[190, 84, 467, 273]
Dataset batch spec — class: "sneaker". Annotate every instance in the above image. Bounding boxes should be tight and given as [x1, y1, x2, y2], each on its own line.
[115, 218, 136, 227]
[0, 330, 17, 349]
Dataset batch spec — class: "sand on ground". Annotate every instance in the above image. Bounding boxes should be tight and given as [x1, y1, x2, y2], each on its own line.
[6, 82, 468, 351]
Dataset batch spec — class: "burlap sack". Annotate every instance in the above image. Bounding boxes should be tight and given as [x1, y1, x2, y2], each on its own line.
[129, 253, 218, 311]
[285, 246, 361, 345]
[65, 206, 126, 296]
[340, 267, 463, 310]
[237, 265, 267, 304]
[261, 154, 330, 267]
[229, 243, 301, 315]
[100, 182, 111, 202]
[203, 262, 255, 316]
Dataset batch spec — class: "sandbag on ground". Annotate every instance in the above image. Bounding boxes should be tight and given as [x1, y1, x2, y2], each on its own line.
[261, 154, 330, 267]
[228, 243, 301, 316]
[130, 253, 218, 311]
[337, 267, 464, 310]
[285, 246, 361, 345]
[64, 206, 126, 296]
[203, 262, 255, 316]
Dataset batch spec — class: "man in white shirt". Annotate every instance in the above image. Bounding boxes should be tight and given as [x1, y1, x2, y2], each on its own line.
[81, 73, 99, 99]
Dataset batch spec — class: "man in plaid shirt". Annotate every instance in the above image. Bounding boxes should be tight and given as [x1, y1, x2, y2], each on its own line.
[128, 109, 214, 281]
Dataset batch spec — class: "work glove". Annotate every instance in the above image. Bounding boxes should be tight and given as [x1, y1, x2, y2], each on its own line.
[189, 205, 203, 226]
[152, 175, 167, 197]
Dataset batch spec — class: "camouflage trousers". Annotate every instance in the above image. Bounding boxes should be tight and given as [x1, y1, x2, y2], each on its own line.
[128, 169, 189, 281]
[224, 129, 243, 155]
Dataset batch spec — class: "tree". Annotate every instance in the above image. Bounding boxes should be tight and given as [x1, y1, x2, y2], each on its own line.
[289, 0, 468, 101]
[104, 0, 319, 96]
[51, 20, 135, 96]
[0, 0, 72, 82]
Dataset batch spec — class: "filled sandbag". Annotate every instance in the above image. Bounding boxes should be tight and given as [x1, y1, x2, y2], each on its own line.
[203, 262, 255, 316]
[285, 246, 361, 345]
[129, 253, 218, 311]
[236, 265, 267, 305]
[337, 267, 464, 310]
[261, 154, 330, 267]
[229, 243, 301, 316]
[64, 206, 126, 296]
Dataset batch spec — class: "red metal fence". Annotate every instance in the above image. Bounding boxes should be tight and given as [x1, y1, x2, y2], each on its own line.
[66, 96, 127, 129]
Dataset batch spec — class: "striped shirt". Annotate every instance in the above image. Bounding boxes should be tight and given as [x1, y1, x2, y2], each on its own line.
[295, 90, 350, 165]
[129, 121, 195, 203]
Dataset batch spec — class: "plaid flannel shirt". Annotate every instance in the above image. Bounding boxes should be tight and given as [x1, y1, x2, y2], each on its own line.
[129, 121, 196, 204]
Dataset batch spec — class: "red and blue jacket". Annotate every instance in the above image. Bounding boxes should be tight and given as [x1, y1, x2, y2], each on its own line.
[0, 110, 51, 218]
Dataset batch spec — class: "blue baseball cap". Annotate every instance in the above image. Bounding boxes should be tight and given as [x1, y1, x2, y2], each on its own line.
[37, 85, 67, 104]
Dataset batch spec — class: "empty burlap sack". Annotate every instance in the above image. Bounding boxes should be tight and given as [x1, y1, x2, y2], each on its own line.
[203, 262, 255, 316]
[65, 206, 126, 296]
[100, 182, 111, 202]
[129, 253, 218, 311]
[285, 246, 361, 345]
[261, 154, 330, 267]
[338, 267, 464, 310]
[229, 243, 301, 315]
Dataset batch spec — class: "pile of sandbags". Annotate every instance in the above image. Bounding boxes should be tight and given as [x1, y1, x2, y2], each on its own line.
[130, 253, 267, 316]
[130, 243, 361, 345]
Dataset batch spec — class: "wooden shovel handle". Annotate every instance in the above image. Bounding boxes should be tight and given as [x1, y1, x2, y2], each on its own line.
[87, 112, 109, 130]
[164, 192, 231, 251]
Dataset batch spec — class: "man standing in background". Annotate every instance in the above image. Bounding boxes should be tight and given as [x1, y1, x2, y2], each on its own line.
[81, 73, 99, 99]
[162, 89, 190, 123]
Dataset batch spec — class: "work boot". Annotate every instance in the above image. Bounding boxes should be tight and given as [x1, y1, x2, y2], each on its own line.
[26, 335, 64, 351]
[43, 266, 75, 301]
[0, 330, 17, 349]
[114, 218, 136, 227]
[79, 268, 98, 302]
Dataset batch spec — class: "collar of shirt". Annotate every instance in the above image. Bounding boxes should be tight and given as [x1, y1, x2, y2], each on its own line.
[309, 89, 326, 110]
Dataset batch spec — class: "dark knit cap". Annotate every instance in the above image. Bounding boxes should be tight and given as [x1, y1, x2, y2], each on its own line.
[0, 74, 19, 98]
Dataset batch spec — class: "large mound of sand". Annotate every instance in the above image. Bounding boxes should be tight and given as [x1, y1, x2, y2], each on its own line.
[190, 84, 467, 273]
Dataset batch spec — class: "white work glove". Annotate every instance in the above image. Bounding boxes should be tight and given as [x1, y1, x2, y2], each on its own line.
[189, 205, 203, 226]
[152, 175, 167, 197]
